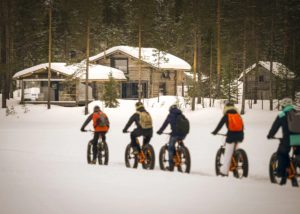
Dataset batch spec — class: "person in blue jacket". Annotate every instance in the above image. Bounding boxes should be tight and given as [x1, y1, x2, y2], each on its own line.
[157, 104, 187, 171]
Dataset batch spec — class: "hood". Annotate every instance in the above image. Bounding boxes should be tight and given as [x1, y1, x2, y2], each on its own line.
[170, 108, 182, 115]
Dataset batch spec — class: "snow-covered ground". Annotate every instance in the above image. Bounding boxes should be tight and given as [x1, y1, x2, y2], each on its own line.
[0, 96, 299, 214]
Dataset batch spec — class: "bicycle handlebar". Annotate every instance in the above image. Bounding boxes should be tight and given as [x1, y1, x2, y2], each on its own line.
[269, 137, 282, 140]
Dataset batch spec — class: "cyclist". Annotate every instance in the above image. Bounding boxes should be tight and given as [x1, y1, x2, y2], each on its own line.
[122, 102, 153, 157]
[267, 97, 300, 186]
[81, 105, 110, 164]
[157, 104, 189, 171]
[211, 101, 244, 176]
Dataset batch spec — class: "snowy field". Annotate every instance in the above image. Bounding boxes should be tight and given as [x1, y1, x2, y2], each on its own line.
[0, 96, 299, 214]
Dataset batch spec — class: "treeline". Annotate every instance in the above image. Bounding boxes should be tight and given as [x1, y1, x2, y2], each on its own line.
[1, 0, 300, 108]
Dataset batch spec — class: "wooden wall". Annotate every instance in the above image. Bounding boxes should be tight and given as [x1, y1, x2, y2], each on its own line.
[94, 51, 185, 98]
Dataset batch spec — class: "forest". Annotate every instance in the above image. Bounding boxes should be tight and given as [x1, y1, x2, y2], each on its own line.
[1, 0, 300, 109]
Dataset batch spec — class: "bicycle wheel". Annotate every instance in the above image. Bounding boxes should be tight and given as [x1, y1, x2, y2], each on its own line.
[177, 145, 191, 173]
[215, 147, 225, 176]
[98, 142, 109, 165]
[294, 157, 300, 185]
[142, 144, 155, 170]
[125, 143, 138, 168]
[269, 152, 280, 184]
[233, 149, 249, 179]
[87, 141, 93, 164]
[159, 144, 169, 170]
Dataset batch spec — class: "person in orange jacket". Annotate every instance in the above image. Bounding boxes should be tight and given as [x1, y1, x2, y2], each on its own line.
[81, 105, 110, 163]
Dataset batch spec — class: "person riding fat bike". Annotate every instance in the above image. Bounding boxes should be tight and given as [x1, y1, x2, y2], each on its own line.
[267, 97, 300, 185]
[122, 102, 153, 155]
[81, 105, 110, 164]
[211, 101, 244, 176]
[157, 104, 189, 171]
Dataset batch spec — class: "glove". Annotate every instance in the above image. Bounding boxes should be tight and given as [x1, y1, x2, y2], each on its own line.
[123, 129, 127, 133]
[157, 131, 162, 135]
[81, 128, 86, 132]
[211, 131, 217, 135]
[267, 135, 273, 139]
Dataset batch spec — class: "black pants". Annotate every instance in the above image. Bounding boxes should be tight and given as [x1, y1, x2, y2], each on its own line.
[91, 132, 107, 160]
[276, 142, 292, 177]
[130, 128, 152, 152]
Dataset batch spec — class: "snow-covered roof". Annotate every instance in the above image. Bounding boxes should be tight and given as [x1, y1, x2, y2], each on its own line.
[238, 61, 295, 81]
[88, 45, 191, 71]
[13, 63, 126, 81]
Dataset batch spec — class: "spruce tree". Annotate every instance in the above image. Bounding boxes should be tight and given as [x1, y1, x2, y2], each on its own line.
[102, 72, 119, 108]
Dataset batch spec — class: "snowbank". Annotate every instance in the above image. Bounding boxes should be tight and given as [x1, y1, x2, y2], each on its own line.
[0, 97, 299, 214]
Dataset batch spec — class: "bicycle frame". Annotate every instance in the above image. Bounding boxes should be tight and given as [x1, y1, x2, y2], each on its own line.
[218, 135, 239, 172]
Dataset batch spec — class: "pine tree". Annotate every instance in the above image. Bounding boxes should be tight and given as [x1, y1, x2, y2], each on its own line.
[102, 72, 119, 108]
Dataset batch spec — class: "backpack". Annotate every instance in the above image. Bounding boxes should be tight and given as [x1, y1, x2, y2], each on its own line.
[175, 114, 190, 136]
[228, 113, 243, 132]
[287, 109, 300, 133]
[95, 112, 108, 127]
[138, 111, 153, 129]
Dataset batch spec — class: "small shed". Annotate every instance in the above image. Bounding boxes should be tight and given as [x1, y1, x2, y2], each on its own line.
[238, 61, 295, 100]
[13, 63, 126, 106]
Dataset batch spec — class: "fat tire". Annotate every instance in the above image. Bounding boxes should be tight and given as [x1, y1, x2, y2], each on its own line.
[177, 145, 191, 173]
[215, 147, 225, 176]
[159, 144, 169, 170]
[87, 141, 93, 164]
[142, 144, 155, 170]
[125, 143, 138, 168]
[98, 142, 109, 165]
[269, 153, 279, 184]
[234, 149, 249, 178]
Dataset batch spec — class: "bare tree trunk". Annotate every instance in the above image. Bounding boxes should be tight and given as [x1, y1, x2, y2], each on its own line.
[197, 32, 202, 104]
[216, 0, 221, 98]
[1, 0, 9, 108]
[191, 29, 197, 111]
[269, 11, 274, 111]
[209, 35, 213, 107]
[138, 24, 142, 102]
[47, 3, 52, 110]
[241, 20, 247, 115]
[85, 15, 90, 115]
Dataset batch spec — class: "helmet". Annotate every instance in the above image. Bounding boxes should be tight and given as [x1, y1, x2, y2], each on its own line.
[295, 92, 300, 107]
[93, 105, 100, 112]
[279, 98, 293, 108]
[169, 104, 178, 111]
[135, 102, 144, 110]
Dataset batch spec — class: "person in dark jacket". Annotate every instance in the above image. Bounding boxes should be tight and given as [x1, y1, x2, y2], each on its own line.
[157, 104, 187, 171]
[81, 105, 110, 164]
[123, 102, 153, 154]
[267, 98, 299, 186]
[211, 101, 244, 176]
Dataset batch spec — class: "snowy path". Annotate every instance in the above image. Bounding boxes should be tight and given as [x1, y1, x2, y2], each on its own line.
[0, 98, 299, 214]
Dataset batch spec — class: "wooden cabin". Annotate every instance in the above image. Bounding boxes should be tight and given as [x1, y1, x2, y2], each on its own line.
[238, 61, 295, 100]
[13, 63, 126, 106]
[88, 46, 191, 99]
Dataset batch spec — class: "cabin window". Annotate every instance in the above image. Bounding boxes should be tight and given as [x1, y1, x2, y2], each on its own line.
[111, 58, 128, 74]
[258, 75, 264, 82]
[159, 83, 166, 95]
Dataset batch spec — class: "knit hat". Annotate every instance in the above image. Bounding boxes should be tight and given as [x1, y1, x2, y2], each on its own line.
[135, 102, 144, 110]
